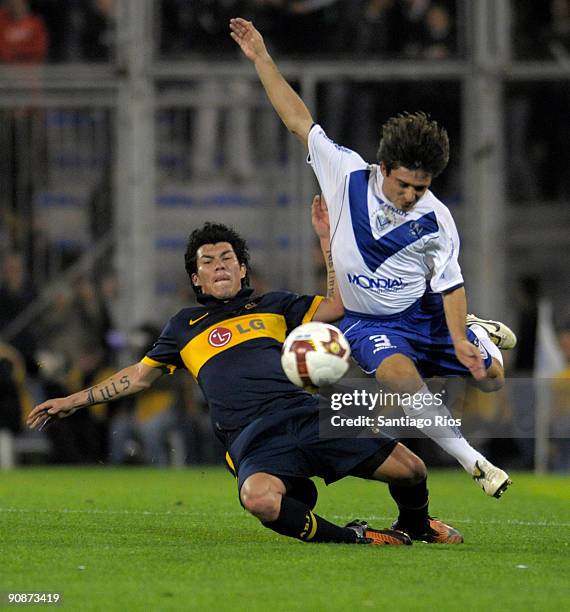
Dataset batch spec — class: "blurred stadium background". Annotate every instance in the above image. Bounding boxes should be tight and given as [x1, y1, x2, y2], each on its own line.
[0, 0, 569, 472]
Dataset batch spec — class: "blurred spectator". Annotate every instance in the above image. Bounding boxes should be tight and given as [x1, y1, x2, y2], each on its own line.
[0, 2, 49, 275]
[73, 276, 113, 359]
[0, 341, 31, 433]
[32, 0, 115, 63]
[38, 276, 113, 366]
[353, 0, 408, 57]
[0, 251, 38, 372]
[157, 0, 462, 60]
[79, 0, 115, 62]
[418, 1, 456, 59]
[160, 0, 346, 58]
[40, 342, 110, 463]
[108, 324, 197, 466]
[38, 285, 76, 361]
[0, 0, 48, 63]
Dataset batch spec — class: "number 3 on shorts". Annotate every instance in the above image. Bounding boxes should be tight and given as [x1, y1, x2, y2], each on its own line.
[369, 334, 393, 354]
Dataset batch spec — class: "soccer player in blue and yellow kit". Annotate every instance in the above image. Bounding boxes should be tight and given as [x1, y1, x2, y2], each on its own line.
[28, 199, 462, 546]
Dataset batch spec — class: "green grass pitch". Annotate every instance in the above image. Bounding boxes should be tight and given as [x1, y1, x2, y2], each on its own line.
[2, 467, 569, 611]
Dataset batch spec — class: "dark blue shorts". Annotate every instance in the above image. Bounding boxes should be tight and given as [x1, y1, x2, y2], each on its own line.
[340, 292, 492, 377]
[225, 404, 396, 492]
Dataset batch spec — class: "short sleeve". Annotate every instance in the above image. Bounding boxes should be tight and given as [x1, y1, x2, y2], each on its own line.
[428, 210, 464, 293]
[307, 124, 367, 214]
[142, 319, 185, 374]
[271, 291, 325, 333]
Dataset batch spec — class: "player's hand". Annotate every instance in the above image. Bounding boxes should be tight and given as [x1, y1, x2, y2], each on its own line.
[27, 398, 78, 431]
[454, 339, 486, 381]
[311, 194, 330, 240]
[229, 18, 269, 63]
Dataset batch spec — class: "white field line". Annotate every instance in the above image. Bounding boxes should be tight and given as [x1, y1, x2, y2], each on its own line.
[331, 516, 570, 529]
[0, 507, 569, 528]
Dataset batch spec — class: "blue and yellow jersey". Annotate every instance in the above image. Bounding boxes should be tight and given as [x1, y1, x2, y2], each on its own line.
[142, 288, 324, 443]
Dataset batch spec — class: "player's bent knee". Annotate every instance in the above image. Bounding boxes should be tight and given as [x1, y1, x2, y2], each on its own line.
[240, 474, 284, 522]
[241, 492, 281, 522]
[393, 443, 427, 483]
[407, 452, 428, 483]
[397, 445, 427, 485]
[375, 355, 423, 394]
[371, 443, 427, 484]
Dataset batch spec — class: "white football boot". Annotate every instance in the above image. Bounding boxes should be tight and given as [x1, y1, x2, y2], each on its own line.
[466, 314, 517, 350]
[472, 459, 512, 498]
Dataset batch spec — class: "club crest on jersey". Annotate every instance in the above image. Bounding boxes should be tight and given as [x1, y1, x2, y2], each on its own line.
[372, 199, 407, 232]
[372, 208, 391, 231]
[409, 221, 423, 237]
[208, 327, 233, 347]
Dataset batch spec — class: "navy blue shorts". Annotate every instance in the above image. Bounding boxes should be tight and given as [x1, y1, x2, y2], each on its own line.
[340, 292, 492, 377]
[225, 404, 396, 492]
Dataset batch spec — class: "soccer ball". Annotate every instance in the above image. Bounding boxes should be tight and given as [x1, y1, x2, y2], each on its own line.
[281, 321, 351, 389]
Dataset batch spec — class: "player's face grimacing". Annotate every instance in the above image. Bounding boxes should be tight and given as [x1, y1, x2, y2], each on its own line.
[192, 242, 247, 299]
[380, 163, 432, 211]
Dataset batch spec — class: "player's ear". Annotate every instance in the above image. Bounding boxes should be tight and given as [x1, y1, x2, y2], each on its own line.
[380, 161, 388, 177]
[239, 264, 246, 280]
[191, 273, 201, 287]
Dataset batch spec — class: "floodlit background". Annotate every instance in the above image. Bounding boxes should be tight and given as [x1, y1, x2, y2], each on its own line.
[0, 0, 569, 471]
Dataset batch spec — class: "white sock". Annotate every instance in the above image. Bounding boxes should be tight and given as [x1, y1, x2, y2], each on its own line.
[401, 384, 485, 473]
[468, 323, 503, 366]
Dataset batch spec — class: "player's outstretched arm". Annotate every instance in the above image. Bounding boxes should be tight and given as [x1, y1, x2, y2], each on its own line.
[27, 361, 165, 430]
[311, 194, 344, 322]
[229, 17, 313, 148]
[443, 287, 486, 380]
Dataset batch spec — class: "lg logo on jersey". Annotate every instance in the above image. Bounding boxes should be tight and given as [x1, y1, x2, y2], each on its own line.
[207, 319, 267, 347]
[369, 334, 395, 354]
[208, 327, 233, 347]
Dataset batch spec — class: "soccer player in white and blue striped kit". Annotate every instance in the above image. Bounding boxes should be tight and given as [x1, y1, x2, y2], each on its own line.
[231, 17, 516, 498]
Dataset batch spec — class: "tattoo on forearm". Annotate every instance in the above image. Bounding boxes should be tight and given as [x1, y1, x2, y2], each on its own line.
[99, 376, 131, 402]
[85, 375, 132, 406]
[99, 385, 113, 401]
[326, 249, 336, 298]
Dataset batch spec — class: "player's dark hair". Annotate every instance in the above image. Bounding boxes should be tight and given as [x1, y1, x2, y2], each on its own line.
[185, 222, 250, 295]
[377, 111, 449, 177]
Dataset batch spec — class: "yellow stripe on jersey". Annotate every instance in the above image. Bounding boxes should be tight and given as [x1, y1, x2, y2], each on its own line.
[302, 295, 325, 324]
[141, 356, 177, 375]
[181, 313, 288, 378]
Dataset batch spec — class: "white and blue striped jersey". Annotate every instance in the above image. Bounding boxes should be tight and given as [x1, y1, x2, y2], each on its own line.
[308, 124, 464, 317]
